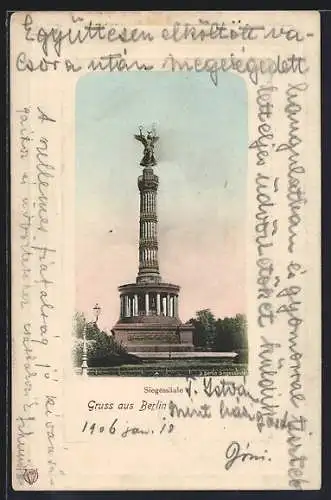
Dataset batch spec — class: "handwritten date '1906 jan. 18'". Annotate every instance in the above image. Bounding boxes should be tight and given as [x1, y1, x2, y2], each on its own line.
[82, 418, 175, 438]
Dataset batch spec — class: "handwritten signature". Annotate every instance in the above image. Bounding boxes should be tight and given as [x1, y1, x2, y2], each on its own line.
[224, 441, 270, 470]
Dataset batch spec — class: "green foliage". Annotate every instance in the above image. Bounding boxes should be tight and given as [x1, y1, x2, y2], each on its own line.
[72, 309, 248, 368]
[190, 318, 207, 348]
[72, 311, 140, 367]
[189, 309, 216, 349]
[190, 310, 248, 362]
[196, 309, 216, 327]
[73, 311, 86, 338]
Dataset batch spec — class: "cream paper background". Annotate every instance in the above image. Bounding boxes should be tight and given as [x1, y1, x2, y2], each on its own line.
[11, 11, 320, 490]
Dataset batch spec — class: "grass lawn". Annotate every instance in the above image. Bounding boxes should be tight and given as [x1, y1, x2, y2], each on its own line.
[86, 360, 248, 377]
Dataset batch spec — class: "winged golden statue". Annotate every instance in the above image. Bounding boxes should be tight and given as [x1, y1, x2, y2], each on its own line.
[134, 126, 159, 166]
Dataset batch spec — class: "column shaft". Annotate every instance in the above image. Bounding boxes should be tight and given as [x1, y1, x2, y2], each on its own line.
[128, 296, 132, 317]
[167, 294, 170, 317]
[174, 295, 179, 317]
[170, 296, 173, 317]
[145, 293, 149, 315]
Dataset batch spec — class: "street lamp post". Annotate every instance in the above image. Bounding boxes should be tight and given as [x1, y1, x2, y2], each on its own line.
[81, 303, 102, 376]
[93, 303, 101, 325]
[81, 322, 88, 377]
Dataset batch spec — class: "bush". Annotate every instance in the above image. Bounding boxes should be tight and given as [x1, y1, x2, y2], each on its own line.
[72, 312, 141, 367]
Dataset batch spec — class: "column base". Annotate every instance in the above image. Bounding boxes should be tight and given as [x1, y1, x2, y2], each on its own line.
[136, 273, 162, 285]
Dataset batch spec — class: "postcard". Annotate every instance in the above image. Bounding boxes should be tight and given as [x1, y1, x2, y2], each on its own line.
[11, 10, 321, 490]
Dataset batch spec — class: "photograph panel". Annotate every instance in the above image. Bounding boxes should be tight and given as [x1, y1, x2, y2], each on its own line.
[74, 71, 248, 377]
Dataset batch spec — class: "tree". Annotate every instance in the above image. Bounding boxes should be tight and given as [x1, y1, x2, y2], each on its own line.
[214, 313, 248, 362]
[214, 317, 233, 352]
[190, 309, 248, 362]
[73, 311, 85, 338]
[72, 311, 140, 367]
[190, 318, 207, 349]
[190, 309, 217, 350]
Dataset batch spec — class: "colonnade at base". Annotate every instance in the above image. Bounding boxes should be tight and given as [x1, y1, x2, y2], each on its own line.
[120, 292, 178, 319]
